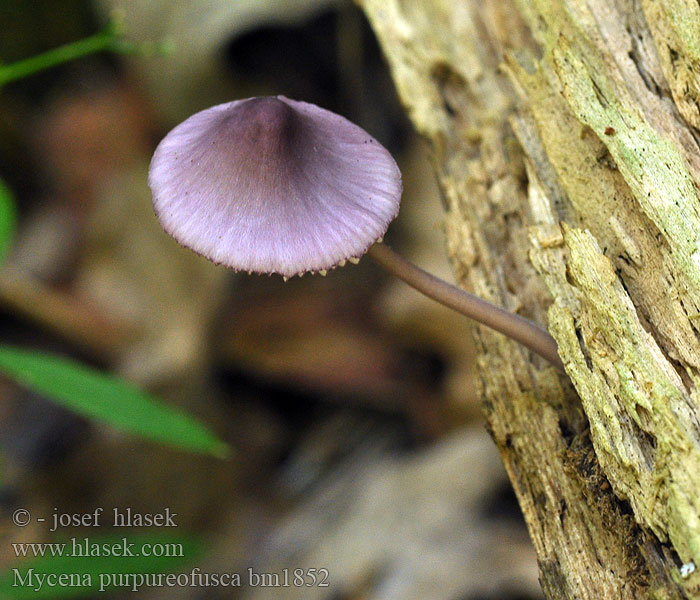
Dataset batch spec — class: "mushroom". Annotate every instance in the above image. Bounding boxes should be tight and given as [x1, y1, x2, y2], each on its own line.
[149, 95, 563, 370]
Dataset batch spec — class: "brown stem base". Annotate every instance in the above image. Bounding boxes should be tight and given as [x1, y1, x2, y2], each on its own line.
[367, 243, 564, 370]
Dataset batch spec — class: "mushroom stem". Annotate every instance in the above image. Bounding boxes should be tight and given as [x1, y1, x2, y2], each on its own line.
[367, 243, 564, 370]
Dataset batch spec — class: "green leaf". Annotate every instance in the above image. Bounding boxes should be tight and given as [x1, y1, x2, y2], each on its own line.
[0, 534, 203, 598]
[0, 179, 17, 267]
[0, 345, 230, 458]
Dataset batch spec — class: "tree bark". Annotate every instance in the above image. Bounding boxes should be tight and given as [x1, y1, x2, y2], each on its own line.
[357, 0, 700, 597]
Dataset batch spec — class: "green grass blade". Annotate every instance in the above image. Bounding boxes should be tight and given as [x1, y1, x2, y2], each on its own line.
[0, 16, 173, 88]
[0, 534, 203, 598]
[0, 179, 17, 267]
[0, 345, 230, 458]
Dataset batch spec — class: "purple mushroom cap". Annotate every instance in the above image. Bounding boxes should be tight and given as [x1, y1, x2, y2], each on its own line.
[148, 96, 402, 277]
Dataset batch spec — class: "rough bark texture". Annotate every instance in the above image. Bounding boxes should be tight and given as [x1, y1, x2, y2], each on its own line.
[357, 0, 700, 598]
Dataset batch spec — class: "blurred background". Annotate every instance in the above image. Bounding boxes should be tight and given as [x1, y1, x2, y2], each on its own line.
[0, 1, 541, 598]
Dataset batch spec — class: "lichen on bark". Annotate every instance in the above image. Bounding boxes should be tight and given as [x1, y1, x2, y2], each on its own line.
[358, 0, 700, 597]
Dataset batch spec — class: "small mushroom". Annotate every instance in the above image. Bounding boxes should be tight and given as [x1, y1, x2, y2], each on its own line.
[149, 95, 400, 278]
[149, 96, 563, 370]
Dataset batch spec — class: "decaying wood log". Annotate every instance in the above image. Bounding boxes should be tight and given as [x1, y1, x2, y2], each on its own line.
[357, 0, 700, 597]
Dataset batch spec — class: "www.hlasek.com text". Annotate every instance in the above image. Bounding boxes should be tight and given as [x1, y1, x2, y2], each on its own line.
[13, 537, 183, 559]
